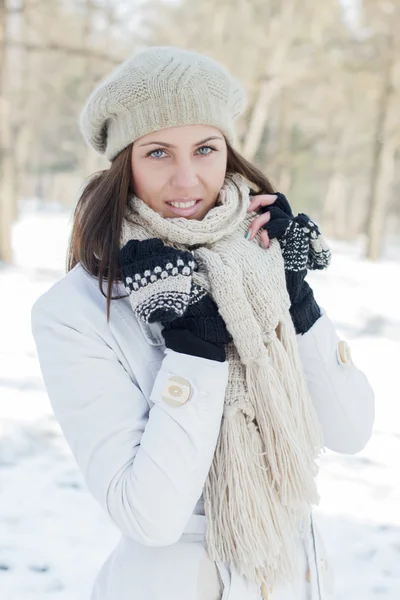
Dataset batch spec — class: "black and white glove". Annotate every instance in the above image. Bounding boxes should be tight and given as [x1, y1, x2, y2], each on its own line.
[119, 239, 231, 361]
[253, 191, 331, 334]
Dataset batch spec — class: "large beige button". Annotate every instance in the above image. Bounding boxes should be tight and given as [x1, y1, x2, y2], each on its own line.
[162, 375, 192, 407]
[336, 340, 353, 367]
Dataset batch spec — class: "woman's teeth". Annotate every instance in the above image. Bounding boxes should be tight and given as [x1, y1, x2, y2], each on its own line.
[168, 200, 198, 208]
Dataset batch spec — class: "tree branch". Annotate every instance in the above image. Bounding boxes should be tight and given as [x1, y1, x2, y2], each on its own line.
[7, 39, 121, 64]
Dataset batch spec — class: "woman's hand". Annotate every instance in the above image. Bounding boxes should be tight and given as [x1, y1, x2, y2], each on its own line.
[246, 190, 331, 334]
[246, 193, 278, 248]
[119, 238, 197, 324]
[119, 238, 231, 361]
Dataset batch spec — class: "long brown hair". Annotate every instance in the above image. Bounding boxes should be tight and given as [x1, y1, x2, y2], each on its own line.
[67, 140, 276, 321]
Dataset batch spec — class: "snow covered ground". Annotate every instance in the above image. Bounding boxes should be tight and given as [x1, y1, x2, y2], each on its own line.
[0, 200, 399, 599]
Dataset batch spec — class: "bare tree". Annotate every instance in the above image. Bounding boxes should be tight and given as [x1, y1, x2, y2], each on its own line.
[0, 0, 14, 262]
[364, 31, 399, 259]
[2, 0, 400, 262]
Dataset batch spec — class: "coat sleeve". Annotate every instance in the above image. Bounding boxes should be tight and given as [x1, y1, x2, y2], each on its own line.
[296, 308, 375, 454]
[31, 296, 229, 547]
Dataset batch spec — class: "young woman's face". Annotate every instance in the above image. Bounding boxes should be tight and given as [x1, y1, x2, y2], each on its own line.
[131, 124, 228, 220]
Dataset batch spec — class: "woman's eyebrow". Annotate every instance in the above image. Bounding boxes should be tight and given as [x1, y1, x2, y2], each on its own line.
[138, 136, 223, 148]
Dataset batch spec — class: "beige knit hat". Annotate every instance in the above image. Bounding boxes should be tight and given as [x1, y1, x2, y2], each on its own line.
[79, 46, 248, 161]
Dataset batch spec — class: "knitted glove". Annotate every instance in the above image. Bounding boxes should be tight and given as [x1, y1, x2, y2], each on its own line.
[162, 284, 232, 362]
[251, 191, 331, 334]
[119, 238, 196, 324]
[119, 239, 231, 361]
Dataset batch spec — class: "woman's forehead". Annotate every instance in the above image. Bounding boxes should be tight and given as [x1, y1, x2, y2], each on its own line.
[134, 124, 224, 146]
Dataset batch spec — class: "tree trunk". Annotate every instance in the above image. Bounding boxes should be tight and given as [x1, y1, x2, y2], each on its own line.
[81, 0, 113, 178]
[274, 88, 293, 193]
[322, 127, 351, 238]
[366, 136, 396, 259]
[10, 0, 28, 222]
[0, 0, 14, 263]
[240, 2, 296, 161]
[241, 77, 280, 161]
[365, 35, 397, 261]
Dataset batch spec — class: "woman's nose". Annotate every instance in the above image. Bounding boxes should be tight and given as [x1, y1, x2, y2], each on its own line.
[171, 160, 199, 189]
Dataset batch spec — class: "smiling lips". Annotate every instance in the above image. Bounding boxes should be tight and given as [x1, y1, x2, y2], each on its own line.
[167, 198, 201, 208]
[165, 197, 203, 217]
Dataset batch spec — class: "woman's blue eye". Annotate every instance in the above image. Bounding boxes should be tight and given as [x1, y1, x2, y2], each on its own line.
[149, 149, 166, 158]
[198, 145, 215, 155]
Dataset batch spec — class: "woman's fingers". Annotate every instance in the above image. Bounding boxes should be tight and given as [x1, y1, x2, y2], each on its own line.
[260, 229, 270, 249]
[247, 193, 277, 213]
[247, 211, 271, 241]
[245, 193, 278, 247]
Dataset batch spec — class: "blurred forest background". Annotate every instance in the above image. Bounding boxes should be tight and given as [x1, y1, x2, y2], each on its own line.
[0, 0, 399, 265]
[1, 4, 399, 598]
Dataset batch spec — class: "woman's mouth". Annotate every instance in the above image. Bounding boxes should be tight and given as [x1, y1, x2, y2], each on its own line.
[166, 198, 202, 217]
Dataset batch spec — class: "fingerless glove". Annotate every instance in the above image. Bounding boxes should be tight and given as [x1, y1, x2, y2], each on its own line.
[119, 239, 231, 361]
[162, 285, 232, 362]
[252, 191, 331, 334]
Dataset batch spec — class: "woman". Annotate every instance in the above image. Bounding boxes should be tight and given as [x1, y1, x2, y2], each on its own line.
[31, 46, 375, 600]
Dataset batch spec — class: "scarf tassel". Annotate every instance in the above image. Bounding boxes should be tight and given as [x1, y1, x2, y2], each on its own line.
[204, 314, 323, 588]
[204, 404, 299, 587]
[245, 326, 322, 509]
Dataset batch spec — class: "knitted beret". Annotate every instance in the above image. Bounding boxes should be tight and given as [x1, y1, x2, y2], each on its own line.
[79, 46, 248, 161]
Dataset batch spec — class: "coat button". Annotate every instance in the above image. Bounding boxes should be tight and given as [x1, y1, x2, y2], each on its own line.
[162, 376, 192, 407]
[336, 340, 352, 367]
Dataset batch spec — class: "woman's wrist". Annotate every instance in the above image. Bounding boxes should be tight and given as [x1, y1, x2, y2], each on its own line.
[289, 285, 322, 335]
[162, 328, 227, 362]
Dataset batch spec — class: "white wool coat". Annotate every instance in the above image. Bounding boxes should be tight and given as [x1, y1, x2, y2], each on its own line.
[31, 263, 375, 600]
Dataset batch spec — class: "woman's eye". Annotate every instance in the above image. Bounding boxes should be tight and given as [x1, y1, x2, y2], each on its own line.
[197, 145, 215, 155]
[148, 149, 166, 159]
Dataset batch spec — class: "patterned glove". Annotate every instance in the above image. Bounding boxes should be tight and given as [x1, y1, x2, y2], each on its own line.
[119, 238, 196, 324]
[162, 286, 232, 362]
[251, 191, 331, 334]
[119, 239, 231, 361]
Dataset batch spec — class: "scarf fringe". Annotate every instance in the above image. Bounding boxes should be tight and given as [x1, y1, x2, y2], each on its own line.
[204, 313, 322, 588]
[204, 406, 300, 587]
[276, 314, 325, 464]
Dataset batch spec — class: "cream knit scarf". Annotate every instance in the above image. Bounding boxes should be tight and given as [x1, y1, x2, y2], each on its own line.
[121, 173, 324, 587]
